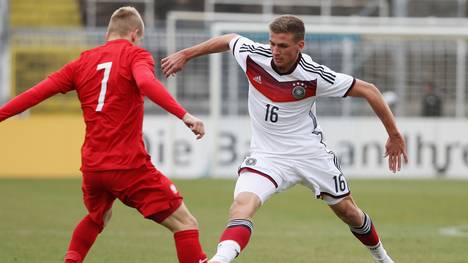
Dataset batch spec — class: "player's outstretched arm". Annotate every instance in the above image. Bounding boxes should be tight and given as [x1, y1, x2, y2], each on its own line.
[0, 78, 64, 122]
[346, 79, 408, 173]
[161, 33, 239, 78]
[132, 54, 205, 140]
[141, 79, 205, 140]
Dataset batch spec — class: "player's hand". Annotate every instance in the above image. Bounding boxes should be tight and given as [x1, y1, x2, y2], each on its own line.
[161, 51, 188, 78]
[182, 112, 205, 140]
[384, 132, 408, 173]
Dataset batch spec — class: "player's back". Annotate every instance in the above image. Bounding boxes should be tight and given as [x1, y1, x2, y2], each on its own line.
[72, 39, 150, 171]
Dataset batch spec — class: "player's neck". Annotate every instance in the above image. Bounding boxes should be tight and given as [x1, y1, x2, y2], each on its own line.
[273, 62, 294, 74]
[271, 53, 301, 75]
[106, 35, 132, 43]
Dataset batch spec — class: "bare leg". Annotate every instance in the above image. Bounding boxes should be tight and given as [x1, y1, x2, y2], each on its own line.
[329, 196, 393, 263]
[209, 192, 262, 263]
[160, 202, 199, 232]
[329, 196, 364, 226]
[159, 202, 207, 263]
[229, 192, 262, 220]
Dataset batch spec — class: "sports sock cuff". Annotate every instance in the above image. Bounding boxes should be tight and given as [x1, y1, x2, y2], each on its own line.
[350, 213, 372, 235]
[226, 219, 254, 233]
[220, 220, 253, 250]
[64, 250, 82, 263]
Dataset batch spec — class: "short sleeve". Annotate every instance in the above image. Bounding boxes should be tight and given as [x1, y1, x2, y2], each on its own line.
[308, 60, 355, 98]
[229, 36, 272, 72]
[48, 59, 78, 93]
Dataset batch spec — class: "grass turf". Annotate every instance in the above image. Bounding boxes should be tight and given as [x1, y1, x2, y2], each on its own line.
[0, 178, 467, 263]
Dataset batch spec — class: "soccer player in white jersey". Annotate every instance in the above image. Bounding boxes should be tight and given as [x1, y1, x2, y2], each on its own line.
[162, 15, 408, 263]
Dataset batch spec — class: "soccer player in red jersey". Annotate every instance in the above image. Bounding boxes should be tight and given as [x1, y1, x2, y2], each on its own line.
[0, 7, 207, 263]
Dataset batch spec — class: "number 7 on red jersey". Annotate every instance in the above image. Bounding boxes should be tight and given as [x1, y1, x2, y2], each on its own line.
[96, 62, 113, 112]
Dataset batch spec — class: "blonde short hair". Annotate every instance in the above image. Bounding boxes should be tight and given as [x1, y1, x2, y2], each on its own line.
[107, 6, 144, 38]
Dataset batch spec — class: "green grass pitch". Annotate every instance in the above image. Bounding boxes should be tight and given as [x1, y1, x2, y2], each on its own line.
[0, 178, 467, 263]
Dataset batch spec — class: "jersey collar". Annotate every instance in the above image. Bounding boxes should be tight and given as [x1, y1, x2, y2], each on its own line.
[271, 53, 302, 76]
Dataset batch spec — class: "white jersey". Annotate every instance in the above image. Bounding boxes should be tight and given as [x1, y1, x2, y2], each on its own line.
[229, 36, 355, 158]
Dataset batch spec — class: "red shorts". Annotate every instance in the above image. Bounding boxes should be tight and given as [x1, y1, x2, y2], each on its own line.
[82, 162, 183, 226]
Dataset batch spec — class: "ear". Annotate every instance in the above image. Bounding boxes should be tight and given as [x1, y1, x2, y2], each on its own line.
[298, 40, 305, 50]
[130, 29, 141, 43]
[105, 31, 109, 40]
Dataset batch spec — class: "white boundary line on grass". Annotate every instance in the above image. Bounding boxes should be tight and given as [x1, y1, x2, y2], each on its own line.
[439, 225, 468, 237]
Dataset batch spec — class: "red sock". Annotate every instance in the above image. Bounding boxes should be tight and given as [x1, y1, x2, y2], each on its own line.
[64, 215, 102, 263]
[350, 213, 380, 247]
[173, 229, 207, 263]
[218, 219, 254, 251]
[219, 225, 252, 250]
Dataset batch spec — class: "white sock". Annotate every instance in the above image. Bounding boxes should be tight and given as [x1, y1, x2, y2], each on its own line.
[368, 242, 390, 260]
[210, 240, 241, 263]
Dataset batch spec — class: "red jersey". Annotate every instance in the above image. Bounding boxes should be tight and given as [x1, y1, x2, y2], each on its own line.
[0, 39, 187, 171]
